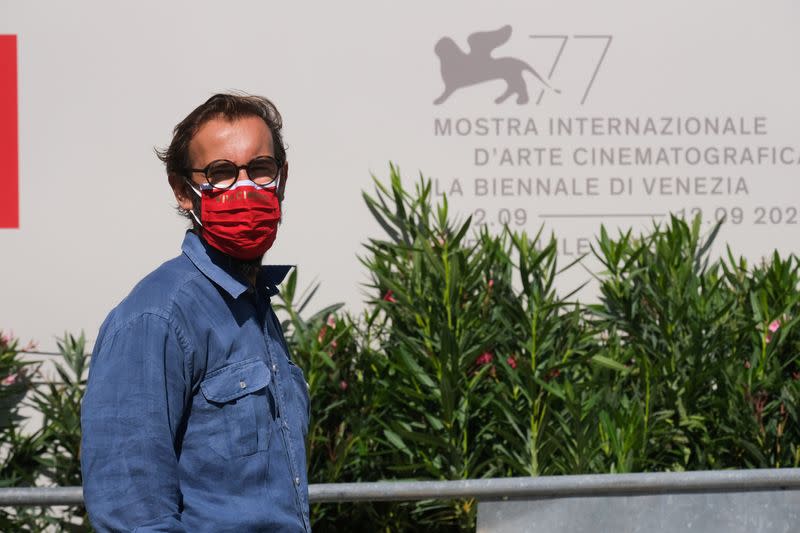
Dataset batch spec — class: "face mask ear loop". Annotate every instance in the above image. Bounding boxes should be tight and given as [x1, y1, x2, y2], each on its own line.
[184, 177, 204, 228]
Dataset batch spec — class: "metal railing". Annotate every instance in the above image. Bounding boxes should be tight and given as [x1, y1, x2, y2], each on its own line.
[1, 468, 799, 506]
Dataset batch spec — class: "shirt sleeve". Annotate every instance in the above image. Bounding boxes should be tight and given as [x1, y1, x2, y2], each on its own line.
[81, 313, 190, 532]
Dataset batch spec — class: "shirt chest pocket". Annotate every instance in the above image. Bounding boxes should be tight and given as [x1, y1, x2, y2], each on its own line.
[200, 358, 271, 459]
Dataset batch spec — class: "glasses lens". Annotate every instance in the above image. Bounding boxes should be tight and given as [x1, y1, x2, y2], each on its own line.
[247, 157, 279, 186]
[207, 161, 238, 189]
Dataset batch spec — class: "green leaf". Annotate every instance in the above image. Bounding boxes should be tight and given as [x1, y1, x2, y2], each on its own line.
[590, 355, 631, 374]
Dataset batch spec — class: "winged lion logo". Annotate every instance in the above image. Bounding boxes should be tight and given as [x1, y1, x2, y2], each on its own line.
[433, 25, 559, 105]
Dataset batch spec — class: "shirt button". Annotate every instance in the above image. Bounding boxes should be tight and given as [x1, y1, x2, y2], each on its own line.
[239, 380, 247, 389]
[294, 477, 300, 486]
[272, 364, 278, 372]
[283, 421, 289, 429]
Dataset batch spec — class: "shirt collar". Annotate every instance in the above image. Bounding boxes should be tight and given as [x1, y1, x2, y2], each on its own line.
[181, 231, 294, 299]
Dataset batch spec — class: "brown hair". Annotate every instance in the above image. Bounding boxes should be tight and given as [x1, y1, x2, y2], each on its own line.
[157, 92, 286, 176]
[157, 93, 287, 221]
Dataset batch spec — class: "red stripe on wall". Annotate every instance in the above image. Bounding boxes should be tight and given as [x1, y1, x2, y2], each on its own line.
[0, 35, 19, 229]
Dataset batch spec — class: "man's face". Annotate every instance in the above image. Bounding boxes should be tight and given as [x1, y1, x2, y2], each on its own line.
[170, 115, 288, 212]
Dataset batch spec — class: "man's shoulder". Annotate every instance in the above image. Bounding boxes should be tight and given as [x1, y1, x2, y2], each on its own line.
[100, 253, 206, 336]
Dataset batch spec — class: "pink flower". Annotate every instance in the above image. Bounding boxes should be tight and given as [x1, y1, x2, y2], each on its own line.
[488, 279, 495, 289]
[317, 325, 328, 344]
[1, 373, 18, 386]
[766, 319, 781, 344]
[21, 340, 38, 352]
[326, 314, 337, 328]
[382, 290, 397, 303]
[543, 368, 561, 382]
[506, 356, 517, 369]
[339, 380, 348, 391]
[475, 352, 493, 366]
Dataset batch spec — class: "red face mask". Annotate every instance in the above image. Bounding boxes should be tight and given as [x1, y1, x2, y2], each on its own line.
[188, 180, 281, 260]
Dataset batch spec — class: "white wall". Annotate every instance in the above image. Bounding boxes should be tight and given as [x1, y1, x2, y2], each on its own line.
[1, 0, 799, 351]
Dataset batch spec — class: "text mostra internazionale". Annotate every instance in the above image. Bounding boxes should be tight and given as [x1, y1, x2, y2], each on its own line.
[434, 115, 771, 137]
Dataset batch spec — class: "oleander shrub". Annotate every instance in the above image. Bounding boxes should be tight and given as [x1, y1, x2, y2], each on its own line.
[3, 166, 800, 532]
[0, 331, 30, 446]
[304, 167, 800, 531]
[1, 331, 33, 530]
[0, 333, 90, 531]
[273, 274, 393, 528]
[589, 221, 800, 472]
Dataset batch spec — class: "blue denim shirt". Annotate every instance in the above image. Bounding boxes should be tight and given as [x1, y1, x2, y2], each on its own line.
[81, 232, 310, 532]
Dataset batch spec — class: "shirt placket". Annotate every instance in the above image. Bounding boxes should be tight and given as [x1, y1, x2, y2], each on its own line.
[261, 299, 311, 532]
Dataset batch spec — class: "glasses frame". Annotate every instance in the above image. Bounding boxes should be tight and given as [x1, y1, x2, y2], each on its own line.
[185, 155, 283, 191]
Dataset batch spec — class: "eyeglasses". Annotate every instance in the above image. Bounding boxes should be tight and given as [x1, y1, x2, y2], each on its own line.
[185, 156, 281, 190]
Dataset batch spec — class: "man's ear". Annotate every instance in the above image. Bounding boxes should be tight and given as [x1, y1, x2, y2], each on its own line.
[168, 173, 194, 211]
[277, 161, 289, 203]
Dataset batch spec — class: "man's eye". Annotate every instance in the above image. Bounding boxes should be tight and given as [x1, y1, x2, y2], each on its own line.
[209, 165, 236, 180]
[250, 167, 274, 179]
[250, 161, 277, 178]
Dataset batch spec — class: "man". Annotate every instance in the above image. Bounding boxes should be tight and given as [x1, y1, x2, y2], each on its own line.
[81, 93, 311, 532]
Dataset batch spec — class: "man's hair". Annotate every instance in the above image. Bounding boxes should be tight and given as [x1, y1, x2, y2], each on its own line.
[157, 92, 286, 177]
[157, 93, 287, 221]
